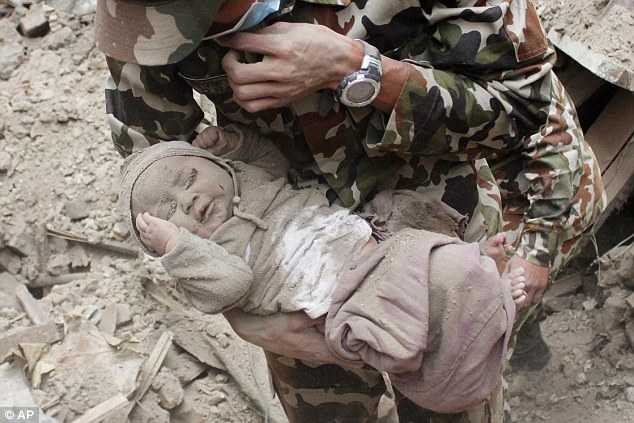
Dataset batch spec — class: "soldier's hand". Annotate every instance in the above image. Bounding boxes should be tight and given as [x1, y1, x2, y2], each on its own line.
[223, 308, 355, 366]
[218, 22, 361, 112]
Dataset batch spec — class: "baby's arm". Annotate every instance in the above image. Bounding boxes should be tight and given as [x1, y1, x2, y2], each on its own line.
[193, 126, 240, 156]
[161, 229, 253, 314]
[194, 124, 289, 180]
[136, 212, 180, 256]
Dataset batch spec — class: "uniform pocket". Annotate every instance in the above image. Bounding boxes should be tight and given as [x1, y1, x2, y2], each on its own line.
[178, 72, 234, 103]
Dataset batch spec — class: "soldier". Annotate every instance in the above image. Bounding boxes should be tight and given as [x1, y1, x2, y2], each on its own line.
[94, 0, 605, 421]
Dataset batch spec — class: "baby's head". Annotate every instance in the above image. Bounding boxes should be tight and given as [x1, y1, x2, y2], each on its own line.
[119, 142, 237, 250]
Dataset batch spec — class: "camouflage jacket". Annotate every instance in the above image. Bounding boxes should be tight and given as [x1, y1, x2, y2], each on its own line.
[103, 0, 604, 267]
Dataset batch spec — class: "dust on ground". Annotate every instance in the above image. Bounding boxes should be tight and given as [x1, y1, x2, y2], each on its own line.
[535, 0, 634, 70]
[0, 1, 633, 422]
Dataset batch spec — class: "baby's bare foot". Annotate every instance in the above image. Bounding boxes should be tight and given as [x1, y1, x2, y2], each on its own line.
[505, 267, 527, 305]
[481, 232, 508, 266]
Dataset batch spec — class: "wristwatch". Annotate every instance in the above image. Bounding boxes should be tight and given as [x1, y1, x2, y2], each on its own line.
[335, 40, 382, 107]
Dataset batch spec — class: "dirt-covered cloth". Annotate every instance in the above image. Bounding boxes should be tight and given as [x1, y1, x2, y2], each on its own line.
[121, 130, 512, 413]
[360, 189, 469, 241]
[167, 171, 373, 316]
[101, 0, 605, 270]
[325, 228, 516, 413]
[166, 182, 469, 317]
[119, 127, 470, 321]
[119, 135, 373, 316]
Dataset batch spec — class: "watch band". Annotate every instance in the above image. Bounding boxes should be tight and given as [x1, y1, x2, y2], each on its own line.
[335, 40, 382, 107]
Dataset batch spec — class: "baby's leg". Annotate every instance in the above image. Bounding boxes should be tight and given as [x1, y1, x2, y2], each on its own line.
[505, 267, 527, 305]
[136, 212, 180, 256]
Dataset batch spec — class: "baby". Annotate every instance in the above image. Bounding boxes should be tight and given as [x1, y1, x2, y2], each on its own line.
[120, 125, 525, 413]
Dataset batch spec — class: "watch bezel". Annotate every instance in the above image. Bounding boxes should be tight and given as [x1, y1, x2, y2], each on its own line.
[338, 74, 381, 107]
[335, 40, 382, 107]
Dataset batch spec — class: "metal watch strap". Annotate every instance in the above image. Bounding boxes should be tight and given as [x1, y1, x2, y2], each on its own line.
[335, 39, 382, 107]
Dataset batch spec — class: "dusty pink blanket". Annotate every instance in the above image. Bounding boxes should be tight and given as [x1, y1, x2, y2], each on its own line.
[325, 228, 515, 413]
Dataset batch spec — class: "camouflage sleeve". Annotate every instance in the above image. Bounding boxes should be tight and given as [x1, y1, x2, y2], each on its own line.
[105, 56, 204, 157]
[515, 84, 572, 267]
[513, 75, 605, 268]
[367, 0, 553, 160]
[364, 1, 602, 266]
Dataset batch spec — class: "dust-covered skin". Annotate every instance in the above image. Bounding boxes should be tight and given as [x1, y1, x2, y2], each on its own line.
[135, 211, 180, 256]
[102, 0, 604, 272]
[506, 267, 527, 305]
[98, 0, 605, 421]
[192, 125, 241, 155]
[131, 155, 235, 240]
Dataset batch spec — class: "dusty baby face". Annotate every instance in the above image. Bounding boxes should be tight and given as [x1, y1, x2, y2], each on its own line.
[132, 155, 235, 239]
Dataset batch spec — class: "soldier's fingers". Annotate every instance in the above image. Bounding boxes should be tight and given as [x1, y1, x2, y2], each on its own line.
[222, 52, 281, 85]
[235, 95, 288, 114]
[218, 29, 288, 57]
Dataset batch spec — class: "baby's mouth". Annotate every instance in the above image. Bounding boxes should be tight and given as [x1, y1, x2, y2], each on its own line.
[199, 201, 213, 223]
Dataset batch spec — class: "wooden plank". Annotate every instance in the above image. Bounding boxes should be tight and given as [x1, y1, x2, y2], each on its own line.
[70, 393, 130, 423]
[603, 134, 634, 201]
[546, 272, 583, 299]
[46, 226, 139, 258]
[0, 322, 63, 362]
[556, 57, 606, 108]
[29, 272, 98, 288]
[584, 89, 634, 173]
[15, 285, 48, 325]
[134, 331, 173, 401]
[98, 303, 118, 336]
[548, 29, 634, 92]
[596, 132, 634, 227]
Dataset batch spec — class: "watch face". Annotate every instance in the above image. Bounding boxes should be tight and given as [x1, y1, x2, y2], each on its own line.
[346, 81, 376, 103]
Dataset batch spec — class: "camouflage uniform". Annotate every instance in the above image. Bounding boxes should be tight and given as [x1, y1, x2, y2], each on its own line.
[99, 0, 605, 421]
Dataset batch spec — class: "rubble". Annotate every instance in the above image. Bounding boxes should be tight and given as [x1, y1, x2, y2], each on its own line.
[18, 3, 49, 37]
[537, 0, 634, 92]
[0, 0, 632, 422]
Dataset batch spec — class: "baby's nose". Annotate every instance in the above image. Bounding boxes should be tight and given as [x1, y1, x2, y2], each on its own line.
[179, 192, 199, 214]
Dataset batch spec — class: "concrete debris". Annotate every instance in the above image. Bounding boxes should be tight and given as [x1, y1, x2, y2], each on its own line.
[0, 0, 633, 422]
[46, 0, 97, 16]
[63, 200, 89, 221]
[18, 3, 49, 37]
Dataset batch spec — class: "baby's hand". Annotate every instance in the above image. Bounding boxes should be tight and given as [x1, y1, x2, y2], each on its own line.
[136, 212, 180, 255]
[192, 126, 240, 156]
